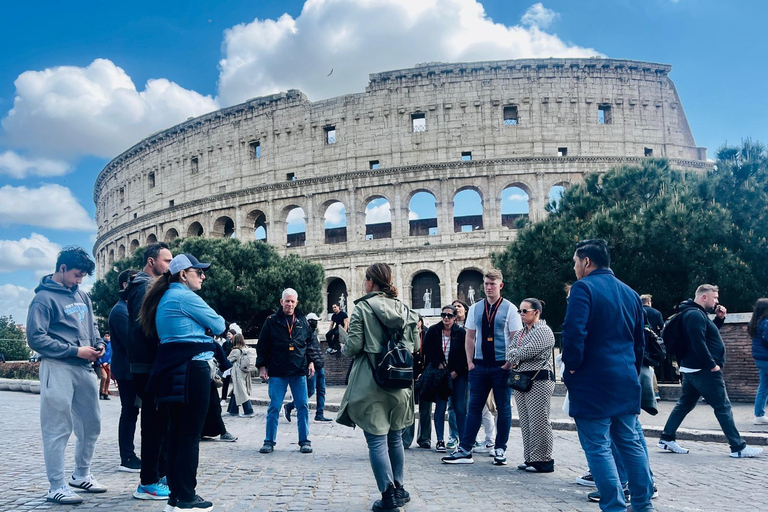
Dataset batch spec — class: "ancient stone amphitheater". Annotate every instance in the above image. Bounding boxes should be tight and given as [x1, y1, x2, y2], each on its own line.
[93, 58, 708, 316]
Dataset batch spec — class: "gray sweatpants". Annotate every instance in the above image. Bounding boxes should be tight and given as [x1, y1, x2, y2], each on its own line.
[40, 359, 101, 489]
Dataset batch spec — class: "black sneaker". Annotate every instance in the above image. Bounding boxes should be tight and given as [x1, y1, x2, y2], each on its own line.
[587, 485, 630, 503]
[175, 494, 213, 511]
[417, 441, 431, 449]
[314, 415, 332, 422]
[260, 443, 274, 453]
[435, 441, 446, 452]
[283, 403, 293, 422]
[118, 455, 141, 473]
[394, 482, 410, 506]
[441, 448, 473, 464]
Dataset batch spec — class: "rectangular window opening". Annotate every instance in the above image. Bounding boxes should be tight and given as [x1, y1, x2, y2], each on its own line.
[460, 225, 473, 233]
[598, 104, 612, 124]
[119, 187, 125, 203]
[133, 213, 137, 219]
[428, 227, 438, 236]
[644, 147, 653, 157]
[286, 172, 296, 181]
[369, 160, 380, 170]
[461, 151, 472, 162]
[169, 200, 175, 207]
[148, 172, 156, 188]
[503, 105, 518, 125]
[249, 140, 261, 158]
[411, 113, 426, 132]
[324, 126, 336, 144]
[558, 147, 568, 157]
[191, 156, 199, 174]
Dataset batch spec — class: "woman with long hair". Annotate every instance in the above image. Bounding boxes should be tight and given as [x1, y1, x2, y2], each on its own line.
[140, 254, 226, 512]
[336, 263, 420, 512]
[506, 298, 556, 473]
[749, 298, 768, 425]
[227, 333, 255, 417]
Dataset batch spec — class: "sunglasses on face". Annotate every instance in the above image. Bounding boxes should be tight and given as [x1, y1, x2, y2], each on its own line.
[187, 269, 205, 276]
[441, 313, 455, 319]
[518, 308, 537, 314]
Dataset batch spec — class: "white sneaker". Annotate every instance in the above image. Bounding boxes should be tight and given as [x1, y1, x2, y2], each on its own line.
[493, 447, 507, 465]
[46, 486, 84, 504]
[473, 441, 494, 454]
[754, 416, 768, 425]
[658, 439, 689, 454]
[730, 445, 763, 458]
[69, 474, 107, 493]
[220, 400, 228, 406]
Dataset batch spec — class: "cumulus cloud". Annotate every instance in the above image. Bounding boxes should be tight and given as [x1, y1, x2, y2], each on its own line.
[0, 234, 61, 274]
[507, 192, 529, 202]
[2, 59, 218, 158]
[521, 2, 558, 28]
[0, 151, 70, 179]
[365, 201, 391, 224]
[408, 211, 419, 221]
[218, 0, 601, 104]
[324, 201, 346, 226]
[286, 207, 306, 233]
[0, 284, 35, 325]
[0, 184, 96, 231]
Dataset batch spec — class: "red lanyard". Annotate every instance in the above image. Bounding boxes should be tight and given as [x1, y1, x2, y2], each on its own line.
[285, 314, 296, 338]
[484, 298, 501, 333]
[442, 331, 451, 354]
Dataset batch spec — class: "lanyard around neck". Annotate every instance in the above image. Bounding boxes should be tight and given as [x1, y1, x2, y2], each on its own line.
[284, 314, 296, 338]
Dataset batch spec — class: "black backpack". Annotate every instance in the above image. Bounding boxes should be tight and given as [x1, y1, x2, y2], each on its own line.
[660, 311, 689, 360]
[642, 326, 667, 367]
[365, 308, 414, 390]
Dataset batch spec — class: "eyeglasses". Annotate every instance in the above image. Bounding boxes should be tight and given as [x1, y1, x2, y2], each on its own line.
[187, 269, 205, 276]
[440, 313, 455, 319]
[518, 308, 537, 314]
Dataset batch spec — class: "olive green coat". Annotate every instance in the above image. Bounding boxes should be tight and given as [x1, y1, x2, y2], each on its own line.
[335, 291, 420, 435]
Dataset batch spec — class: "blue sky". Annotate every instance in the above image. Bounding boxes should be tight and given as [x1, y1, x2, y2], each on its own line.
[1, 0, 766, 323]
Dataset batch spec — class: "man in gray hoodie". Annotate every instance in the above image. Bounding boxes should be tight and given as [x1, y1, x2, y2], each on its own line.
[27, 246, 107, 504]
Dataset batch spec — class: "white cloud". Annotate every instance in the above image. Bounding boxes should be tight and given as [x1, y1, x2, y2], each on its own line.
[0, 184, 96, 231]
[286, 207, 306, 233]
[507, 192, 529, 202]
[217, 0, 601, 104]
[365, 202, 391, 223]
[0, 284, 35, 325]
[408, 210, 419, 220]
[2, 59, 218, 158]
[0, 151, 70, 179]
[324, 201, 346, 226]
[521, 2, 558, 28]
[0, 234, 61, 274]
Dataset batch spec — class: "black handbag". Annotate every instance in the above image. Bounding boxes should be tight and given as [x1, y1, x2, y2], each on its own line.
[507, 365, 551, 392]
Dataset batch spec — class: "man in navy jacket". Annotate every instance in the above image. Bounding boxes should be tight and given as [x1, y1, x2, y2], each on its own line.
[562, 239, 654, 512]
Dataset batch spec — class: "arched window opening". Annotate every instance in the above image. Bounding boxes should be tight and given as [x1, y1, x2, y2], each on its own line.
[286, 207, 306, 247]
[409, 191, 438, 236]
[549, 185, 566, 212]
[146, 234, 158, 244]
[364, 198, 392, 240]
[187, 222, 204, 237]
[412, 271, 441, 315]
[213, 216, 235, 238]
[326, 278, 348, 317]
[457, 269, 483, 306]
[324, 202, 347, 244]
[453, 189, 484, 232]
[165, 228, 179, 243]
[501, 186, 530, 229]
[129, 239, 140, 255]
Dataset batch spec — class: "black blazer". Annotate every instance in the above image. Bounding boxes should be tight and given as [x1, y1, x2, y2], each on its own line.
[423, 322, 468, 376]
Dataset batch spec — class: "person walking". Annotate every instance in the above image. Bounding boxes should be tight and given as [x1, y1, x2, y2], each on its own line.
[751, 298, 768, 425]
[227, 333, 255, 417]
[97, 333, 113, 400]
[336, 263, 420, 512]
[506, 298, 556, 473]
[140, 253, 226, 512]
[220, 329, 236, 406]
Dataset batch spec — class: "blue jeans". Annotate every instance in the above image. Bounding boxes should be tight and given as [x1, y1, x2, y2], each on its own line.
[434, 374, 468, 442]
[265, 375, 310, 446]
[459, 365, 511, 452]
[611, 417, 654, 485]
[575, 415, 654, 512]
[364, 429, 405, 492]
[292, 367, 327, 415]
[754, 359, 768, 417]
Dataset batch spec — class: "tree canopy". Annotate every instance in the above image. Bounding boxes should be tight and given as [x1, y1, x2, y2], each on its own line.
[0, 315, 29, 360]
[493, 140, 768, 330]
[90, 238, 325, 337]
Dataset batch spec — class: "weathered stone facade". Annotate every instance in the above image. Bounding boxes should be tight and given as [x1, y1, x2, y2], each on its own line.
[93, 58, 709, 314]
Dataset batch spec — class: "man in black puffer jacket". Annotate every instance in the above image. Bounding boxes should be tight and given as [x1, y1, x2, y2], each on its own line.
[659, 284, 763, 458]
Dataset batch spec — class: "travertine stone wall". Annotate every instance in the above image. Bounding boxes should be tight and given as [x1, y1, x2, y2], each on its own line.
[93, 58, 709, 310]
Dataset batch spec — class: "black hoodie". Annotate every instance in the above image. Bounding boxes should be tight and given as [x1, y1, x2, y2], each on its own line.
[677, 299, 726, 371]
[124, 271, 159, 374]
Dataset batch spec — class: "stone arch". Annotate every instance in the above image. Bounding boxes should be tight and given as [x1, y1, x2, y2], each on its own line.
[108, 249, 115, 265]
[247, 209, 267, 242]
[326, 277, 349, 316]
[408, 190, 438, 236]
[212, 215, 235, 238]
[411, 270, 441, 314]
[146, 233, 158, 244]
[364, 196, 392, 240]
[452, 187, 484, 232]
[165, 228, 179, 243]
[548, 182, 569, 211]
[456, 268, 484, 306]
[118, 244, 126, 260]
[129, 239, 140, 255]
[284, 206, 306, 247]
[323, 200, 347, 244]
[500, 182, 531, 229]
[187, 222, 204, 237]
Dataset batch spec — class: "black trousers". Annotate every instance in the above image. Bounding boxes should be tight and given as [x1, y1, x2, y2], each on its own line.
[167, 361, 210, 503]
[134, 372, 169, 485]
[201, 381, 227, 438]
[220, 375, 231, 401]
[116, 378, 140, 462]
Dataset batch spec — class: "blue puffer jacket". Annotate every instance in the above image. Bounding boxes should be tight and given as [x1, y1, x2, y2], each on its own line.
[752, 319, 768, 362]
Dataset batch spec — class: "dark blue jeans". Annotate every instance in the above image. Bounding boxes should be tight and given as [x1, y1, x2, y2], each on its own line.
[116, 378, 140, 463]
[434, 373, 468, 442]
[661, 370, 746, 453]
[227, 394, 254, 415]
[459, 365, 511, 452]
[290, 367, 327, 416]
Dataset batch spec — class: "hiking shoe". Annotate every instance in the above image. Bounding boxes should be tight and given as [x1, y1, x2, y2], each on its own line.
[446, 437, 458, 450]
[577, 470, 596, 486]
[133, 481, 170, 500]
[315, 415, 332, 421]
[46, 486, 83, 504]
[435, 440, 446, 452]
[69, 474, 107, 493]
[658, 439, 689, 454]
[441, 448, 473, 464]
[754, 416, 768, 425]
[473, 441, 494, 454]
[493, 448, 507, 465]
[175, 494, 213, 511]
[283, 403, 293, 422]
[394, 482, 410, 506]
[163, 498, 177, 512]
[300, 443, 313, 453]
[219, 432, 237, 442]
[260, 443, 274, 453]
[119, 455, 141, 473]
[587, 485, 630, 503]
[730, 445, 763, 458]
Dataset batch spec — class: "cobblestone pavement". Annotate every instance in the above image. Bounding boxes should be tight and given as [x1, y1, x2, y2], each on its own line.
[1, 390, 766, 512]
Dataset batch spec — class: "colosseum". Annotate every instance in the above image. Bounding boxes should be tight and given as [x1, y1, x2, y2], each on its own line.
[93, 57, 709, 316]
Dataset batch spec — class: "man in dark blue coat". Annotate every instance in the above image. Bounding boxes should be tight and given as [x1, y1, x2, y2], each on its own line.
[562, 239, 654, 512]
